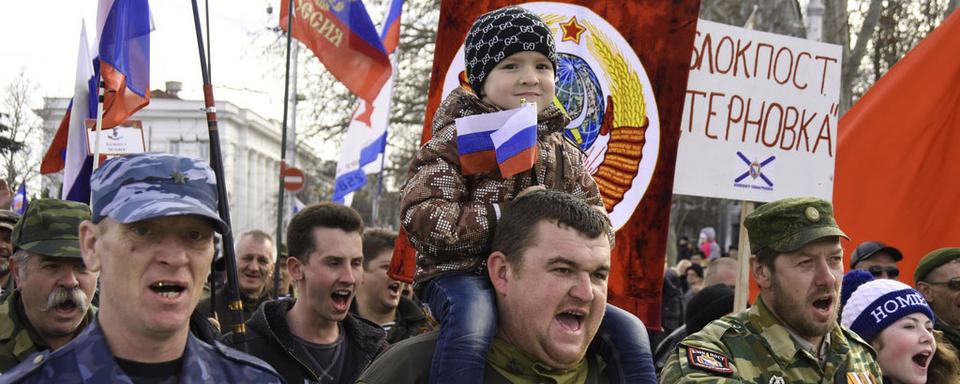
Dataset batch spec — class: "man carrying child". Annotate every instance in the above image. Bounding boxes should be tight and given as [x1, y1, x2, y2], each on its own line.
[399, 5, 656, 384]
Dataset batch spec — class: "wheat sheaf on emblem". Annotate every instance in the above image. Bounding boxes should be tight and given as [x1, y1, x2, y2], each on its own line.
[541, 13, 649, 211]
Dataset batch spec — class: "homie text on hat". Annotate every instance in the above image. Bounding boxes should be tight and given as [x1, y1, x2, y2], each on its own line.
[840, 270, 935, 342]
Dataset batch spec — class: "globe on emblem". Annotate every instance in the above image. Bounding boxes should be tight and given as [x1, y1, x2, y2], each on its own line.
[556, 53, 605, 151]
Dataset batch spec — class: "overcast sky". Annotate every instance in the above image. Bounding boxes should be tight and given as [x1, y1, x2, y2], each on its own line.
[1, 0, 290, 121]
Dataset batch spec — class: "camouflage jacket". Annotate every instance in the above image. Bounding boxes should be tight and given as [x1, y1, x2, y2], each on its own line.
[0, 317, 282, 383]
[935, 318, 960, 354]
[401, 87, 604, 288]
[357, 331, 608, 384]
[0, 292, 94, 372]
[659, 297, 881, 384]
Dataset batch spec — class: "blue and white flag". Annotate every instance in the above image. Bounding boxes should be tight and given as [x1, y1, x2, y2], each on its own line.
[332, 0, 404, 205]
[291, 196, 305, 216]
[65, 21, 97, 202]
[11, 184, 28, 215]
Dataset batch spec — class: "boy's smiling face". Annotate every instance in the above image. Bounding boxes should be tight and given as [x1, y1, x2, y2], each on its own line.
[481, 51, 555, 114]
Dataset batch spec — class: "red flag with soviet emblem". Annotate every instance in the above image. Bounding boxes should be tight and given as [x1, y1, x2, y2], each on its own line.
[390, 0, 700, 330]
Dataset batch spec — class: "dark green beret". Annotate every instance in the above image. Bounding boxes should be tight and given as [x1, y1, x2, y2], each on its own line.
[915, 247, 960, 284]
[744, 197, 847, 253]
[11, 199, 91, 258]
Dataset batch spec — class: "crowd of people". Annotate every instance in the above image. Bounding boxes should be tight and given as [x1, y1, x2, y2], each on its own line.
[0, 4, 956, 383]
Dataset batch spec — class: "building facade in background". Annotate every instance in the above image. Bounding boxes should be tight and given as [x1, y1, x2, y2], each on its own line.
[36, 81, 319, 239]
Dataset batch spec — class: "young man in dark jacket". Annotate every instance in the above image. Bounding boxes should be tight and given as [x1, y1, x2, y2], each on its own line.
[350, 228, 432, 344]
[223, 202, 386, 384]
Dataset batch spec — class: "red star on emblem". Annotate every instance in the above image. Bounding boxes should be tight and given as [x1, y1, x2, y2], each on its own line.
[560, 16, 585, 45]
[354, 99, 374, 126]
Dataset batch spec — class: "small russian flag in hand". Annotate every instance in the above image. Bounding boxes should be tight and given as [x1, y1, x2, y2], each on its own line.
[456, 104, 538, 177]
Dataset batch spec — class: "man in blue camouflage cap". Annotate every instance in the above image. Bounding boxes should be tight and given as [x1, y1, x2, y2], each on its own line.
[0, 153, 282, 383]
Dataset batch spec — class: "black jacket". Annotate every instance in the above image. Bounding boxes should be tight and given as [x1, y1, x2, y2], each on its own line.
[222, 298, 386, 384]
[349, 296, 434, 345]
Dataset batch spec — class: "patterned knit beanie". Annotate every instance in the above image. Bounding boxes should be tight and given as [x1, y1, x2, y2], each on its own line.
[464, 6, 557, 95]
[840, 270, 935, 342]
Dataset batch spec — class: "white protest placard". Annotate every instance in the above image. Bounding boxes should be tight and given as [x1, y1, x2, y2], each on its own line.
[85, 119, 147, 155]
[673, 20, 842, 202]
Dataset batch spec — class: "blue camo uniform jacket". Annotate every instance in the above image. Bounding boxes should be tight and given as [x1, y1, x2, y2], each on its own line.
[0, 291, 95, 372]
[659, 297, 882, 384]
[0, 318, 282, 383]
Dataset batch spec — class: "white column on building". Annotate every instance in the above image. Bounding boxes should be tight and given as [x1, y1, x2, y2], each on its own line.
[254, 152, 263, 231]
[247, 149, 258, 233]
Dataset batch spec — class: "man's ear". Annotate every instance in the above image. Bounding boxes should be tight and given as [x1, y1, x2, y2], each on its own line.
[287, 256, 304, 283]
[751, 256, 772, 289]
[78, 221, 102, 273]
[488, 251, 510, 296]
[10, 256, 22, 286]
[916, 282, 934, 303]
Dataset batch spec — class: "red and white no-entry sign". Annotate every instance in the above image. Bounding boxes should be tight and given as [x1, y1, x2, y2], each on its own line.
[282, 167, 306, 192]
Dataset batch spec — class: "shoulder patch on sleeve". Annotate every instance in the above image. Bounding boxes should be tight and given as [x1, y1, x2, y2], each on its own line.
[686, 346, 733, 375]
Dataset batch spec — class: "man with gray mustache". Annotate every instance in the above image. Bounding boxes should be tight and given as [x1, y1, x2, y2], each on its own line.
[0, 199, 97, 372]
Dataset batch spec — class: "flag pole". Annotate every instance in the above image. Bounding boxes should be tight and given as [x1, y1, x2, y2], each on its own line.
[369, 53, 398, 227]
[273, 0, 296, 299]
[190, 0, 247, 349]
[733, 201, 755, 313]
[369, 100, 390, 227]
[203, 0, 217, 327]
[92, 81, 105, 172]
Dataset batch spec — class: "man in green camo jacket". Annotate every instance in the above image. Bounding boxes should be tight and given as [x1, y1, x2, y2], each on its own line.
[660, 197, 882, 383]
[0, 199, 98, 372]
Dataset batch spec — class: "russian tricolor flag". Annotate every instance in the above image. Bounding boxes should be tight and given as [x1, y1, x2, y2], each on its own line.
[11, 184, 28, 215]
[40, 100, 73, 175]
[281, 0, 392, 103]
[40, 21, 98, 202]
[456, 104, 538, 178]
[379, 0, 403, 53]
[332, 0, 404, 205]
[97, 0, 151, 129]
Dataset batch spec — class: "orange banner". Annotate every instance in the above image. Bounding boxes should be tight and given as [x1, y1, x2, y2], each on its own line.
[834, 12, 960, 285]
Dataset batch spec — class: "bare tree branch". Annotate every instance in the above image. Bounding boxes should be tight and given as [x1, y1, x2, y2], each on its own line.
[844, 0, 883, 85]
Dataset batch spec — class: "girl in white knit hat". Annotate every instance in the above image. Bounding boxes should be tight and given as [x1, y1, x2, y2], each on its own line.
[840, 270, 936, 384]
